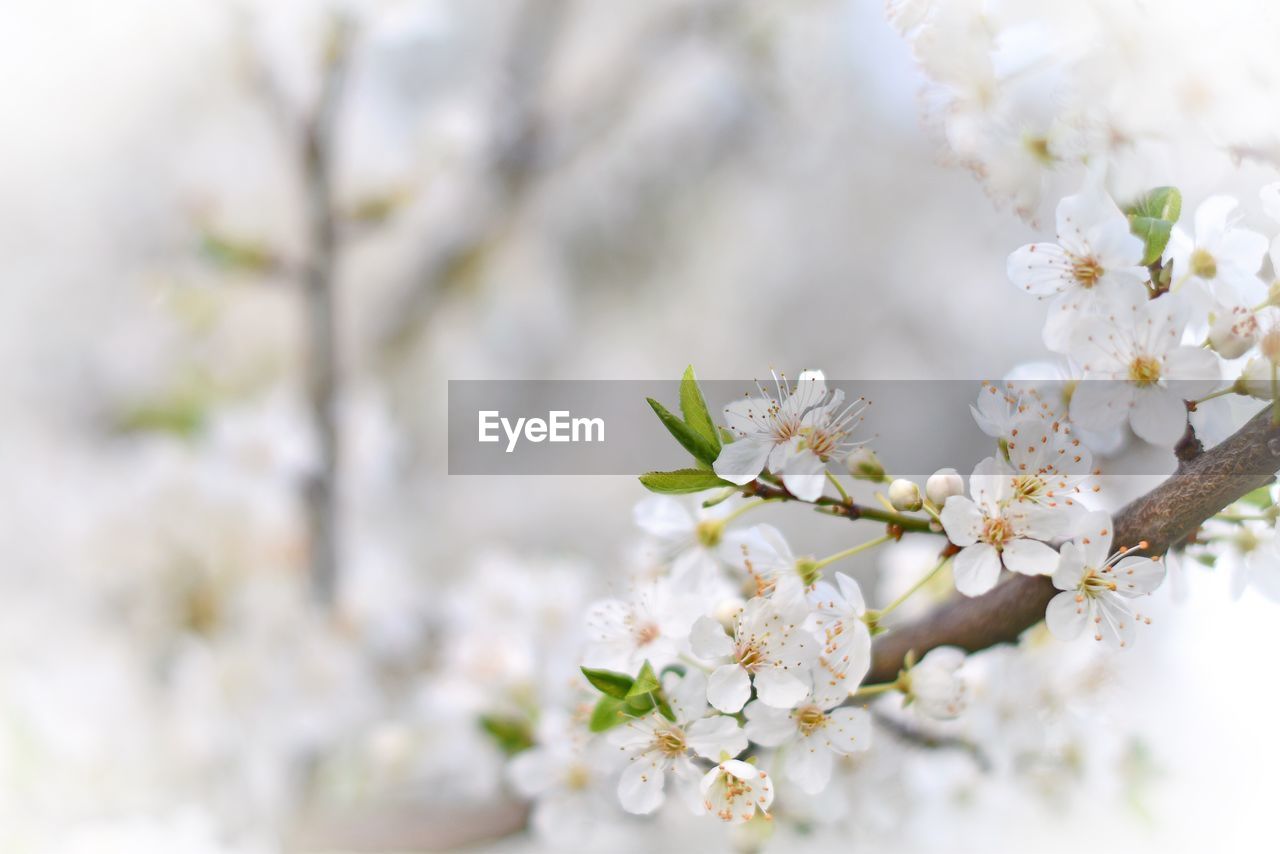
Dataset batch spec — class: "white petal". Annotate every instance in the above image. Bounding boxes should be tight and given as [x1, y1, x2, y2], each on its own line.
[953, 544, 1002, 596]
[753, 666, 811, 709]
[786, 737, 834, 794]
[1112, 556, 1165, 596]
[939, 497, 982, 547]
[618, 756, 666, 814]
[834, 571, 866, 615]
[1069, 378, 1133, 432]
[1128, 387, 1187, 447]
[713, 438, 773, 485]
[1001, 538, 1058, 576]
[686, 715, 748, 761]
[777, 445, 829, 502]
[707, 663, 752, 713]
[743, 701, 796, 747]
[823, 706, 872, 755]
[690, 616, 734, 661]
[1007, 242, 1073, 296]
[1045, 589, 1088, 641]
[633, 496, 693, 541]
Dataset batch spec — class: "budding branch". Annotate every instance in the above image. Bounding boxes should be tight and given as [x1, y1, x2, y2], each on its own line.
[866, 404, 1280, 684]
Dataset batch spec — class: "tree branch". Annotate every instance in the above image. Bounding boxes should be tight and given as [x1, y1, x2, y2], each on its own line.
[866, 403, 1280, 684]
[301, 18, 352, 604]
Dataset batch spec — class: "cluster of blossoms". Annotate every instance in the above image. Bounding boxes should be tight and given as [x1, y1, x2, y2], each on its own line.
[888, 0, 1280, 216]
[501, 169, 1280, 830]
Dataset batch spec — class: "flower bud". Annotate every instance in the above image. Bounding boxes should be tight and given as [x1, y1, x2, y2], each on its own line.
[1209, 306, 1259, 359]
[1237, 357, 1277, 399]
[845, 447, 887, 482]
[903, 646, 966, 720]
[925, 468, 964, 507]
[888, 478, 922, 512]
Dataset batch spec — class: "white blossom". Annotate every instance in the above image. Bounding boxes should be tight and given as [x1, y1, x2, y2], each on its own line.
[939, 457, 1063, 596]
[1045, 511, 1164, 648]
[904, 646, 967, 720]
[714, 371, 865, 501]
[583, 578, 700, 674]
[689, 597, 817, 713]
[697, 760, 774, 824]
[1166, 195, 1268, 311]
[1007, 187, 1149, 352]
[608, 670, 747, 815]
[743, 691, 871, 794]
[1069, 296, 1220, 446]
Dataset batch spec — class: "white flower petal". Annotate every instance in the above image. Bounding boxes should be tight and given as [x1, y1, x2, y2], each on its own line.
[1001, 538, 1058, 576]
[707, 663, 752, 713]
[686, 715, 748, 761]
[618, 756, 666, 814]
[1045, 589, 1089, 641]
[953, 544, 1002, 596]
[753, 666, 811, 709]
[690, 615, 734, 660]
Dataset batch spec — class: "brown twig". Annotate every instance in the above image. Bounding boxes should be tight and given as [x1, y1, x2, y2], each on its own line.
[866, 403, 1280, 684]
[300, 18, 353, 604]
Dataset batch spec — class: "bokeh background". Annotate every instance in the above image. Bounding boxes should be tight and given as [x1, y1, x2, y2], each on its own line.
[3, 0, 1280, 851]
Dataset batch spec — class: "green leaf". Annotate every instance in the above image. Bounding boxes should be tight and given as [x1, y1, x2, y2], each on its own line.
[479, 715, 534, 755]
[626, 661, 661, 699]
[1129, 216, 1174, 266]
[1127, 186, 1182, 222]
[588, 696, 626, 732]
[679, 366, 721, 455]
[1125, 187, 1182, 266]
[580, 666, 634, 699]
[624, 694, 657, 716]
[639, 469, 733, 494]
[647, 398, 720, 467]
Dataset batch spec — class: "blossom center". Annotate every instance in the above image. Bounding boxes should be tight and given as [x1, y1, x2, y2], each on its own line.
[696, 519, 724, 548]
[981, 515, 1013, 548]
[1071, 256, 1104, 288]
[565, 764, 592, 791]
[1079, 567, 1117, 595]
[1128, 355, 1162, 387]
[634, 622, 661, 646]
[1190, 248, 1217, 279]
[1012, 474, 1047, 501]
[736, 641, 766, 672]
[653, 724, 687, 757]
[800, 425, 841, 459]
[795, 704, 827, 736]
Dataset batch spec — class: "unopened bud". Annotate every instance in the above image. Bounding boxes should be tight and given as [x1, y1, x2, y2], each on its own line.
[1209, 306, 1259, 359]
[845, 447, 887, 482]
[925, 468, 964, 507]
[1237, 358, 1277, 399]
[888, 479, 923, 512]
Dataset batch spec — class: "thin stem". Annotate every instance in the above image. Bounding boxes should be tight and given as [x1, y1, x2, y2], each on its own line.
[850, 681, 900, 700]
[745, 481, 938, 534]
[826, 470, 851, 504]
[718, 496, 780, 526]
[1193, 386, 1237, 406]
[876, 556, 950, 620]
[811, 534, 894, 572]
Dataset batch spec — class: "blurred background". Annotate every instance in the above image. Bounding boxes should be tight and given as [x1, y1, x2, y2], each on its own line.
[3, 0, 1280, 851]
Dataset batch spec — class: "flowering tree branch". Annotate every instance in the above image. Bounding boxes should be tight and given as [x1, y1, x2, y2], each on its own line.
[866, 404, 1280, 684]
